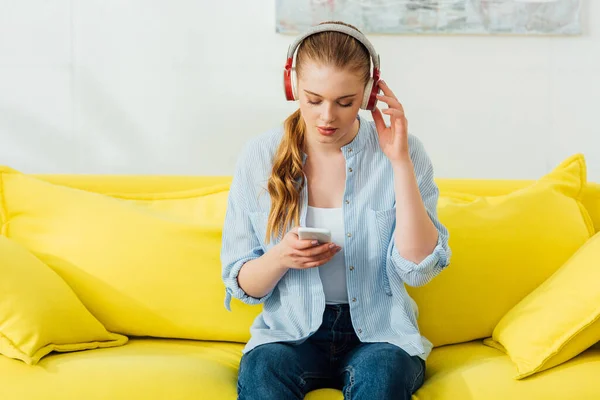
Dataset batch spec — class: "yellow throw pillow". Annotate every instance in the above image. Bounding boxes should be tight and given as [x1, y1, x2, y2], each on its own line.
[483, 232, 600, 379]
[0, 167, 259, 343]
[407, 154, 595, 347]
[105, 183, 231, 227]
[0, 235, 127, 365]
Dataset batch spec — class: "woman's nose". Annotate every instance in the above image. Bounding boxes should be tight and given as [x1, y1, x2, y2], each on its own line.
[320, 104, 335, 123]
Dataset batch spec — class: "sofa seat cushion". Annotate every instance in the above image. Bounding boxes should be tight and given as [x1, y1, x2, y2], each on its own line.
[1, 338, 598, 399]
[0, 337, 346, 400]
[416, 341, 600, 400]
[0, 339, 242, 400]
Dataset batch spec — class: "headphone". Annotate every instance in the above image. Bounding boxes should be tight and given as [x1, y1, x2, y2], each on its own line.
[283, 23, 381, 111]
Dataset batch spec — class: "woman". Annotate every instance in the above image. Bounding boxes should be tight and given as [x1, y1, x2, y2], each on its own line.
[221, 21, 451, 400]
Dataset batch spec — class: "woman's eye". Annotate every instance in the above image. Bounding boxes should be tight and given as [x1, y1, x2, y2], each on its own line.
[307, 100, 353, 107]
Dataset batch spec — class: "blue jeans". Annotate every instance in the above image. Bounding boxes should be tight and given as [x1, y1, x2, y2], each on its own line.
[237, 304, 426, 399]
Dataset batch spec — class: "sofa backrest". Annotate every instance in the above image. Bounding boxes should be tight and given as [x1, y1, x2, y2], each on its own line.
[32, 174, 600, 234]
[9, 170, 593, 346]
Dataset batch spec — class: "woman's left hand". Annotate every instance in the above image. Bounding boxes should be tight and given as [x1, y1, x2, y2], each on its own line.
[371, 80, 410, 164]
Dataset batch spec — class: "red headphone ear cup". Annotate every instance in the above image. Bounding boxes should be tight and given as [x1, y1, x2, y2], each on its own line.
[283, 67, 298, 101]
[283, 61, 295, 101]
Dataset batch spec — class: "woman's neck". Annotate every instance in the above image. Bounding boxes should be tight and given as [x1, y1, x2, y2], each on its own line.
[304, 118, 360, 157]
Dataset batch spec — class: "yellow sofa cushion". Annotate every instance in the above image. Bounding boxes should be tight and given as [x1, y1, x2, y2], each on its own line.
[415, 341, 600, 400]
[407, 154, 595, 347]
[0, 167, 258, 343]
[483, 232, 600, 379]
[1, 338, 598, 400]
[435, 180, 600, 234]
[584, 182, 600, 232]
[0, 235, 127, 365]
[0, 338, 242, 399]
[105, 183, 231, 226]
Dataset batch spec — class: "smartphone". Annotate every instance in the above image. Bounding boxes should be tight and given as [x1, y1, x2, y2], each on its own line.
[297, 227, 332, 244]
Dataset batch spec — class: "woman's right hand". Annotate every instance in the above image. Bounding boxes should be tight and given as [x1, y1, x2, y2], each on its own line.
[273, 227, 342, 270]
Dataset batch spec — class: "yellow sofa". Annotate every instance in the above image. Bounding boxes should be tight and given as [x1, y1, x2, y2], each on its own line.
[1, 156, 599, 400]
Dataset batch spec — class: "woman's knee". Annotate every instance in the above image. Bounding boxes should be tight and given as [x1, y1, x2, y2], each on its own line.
[342, 343, 425, 397]
[237, 343, 306, 399]
[239, 343, 296, 378]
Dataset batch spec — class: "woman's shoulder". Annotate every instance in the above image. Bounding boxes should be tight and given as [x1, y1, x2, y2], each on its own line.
[237, 125, 284, 165]
[231, 126, 285, 208]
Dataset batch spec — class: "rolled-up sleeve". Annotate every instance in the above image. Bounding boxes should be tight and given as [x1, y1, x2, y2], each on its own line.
[220, 144, 273, 311]
[387, 137, 451, 287]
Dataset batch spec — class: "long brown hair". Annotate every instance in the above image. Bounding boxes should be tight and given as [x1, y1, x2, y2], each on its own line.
[265, 21, 371, 243]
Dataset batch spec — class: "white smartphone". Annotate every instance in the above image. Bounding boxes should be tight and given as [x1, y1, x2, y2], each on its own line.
[297, 227, 332, 244]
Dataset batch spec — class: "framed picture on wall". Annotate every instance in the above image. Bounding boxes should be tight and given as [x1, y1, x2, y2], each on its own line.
[276, 0, 582, 36]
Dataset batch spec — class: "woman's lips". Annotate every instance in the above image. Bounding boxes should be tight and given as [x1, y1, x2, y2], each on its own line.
[317, 127, 337, 136]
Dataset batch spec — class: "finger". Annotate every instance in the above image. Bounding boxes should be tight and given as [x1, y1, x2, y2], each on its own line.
[303, 261, 327, 269]
[293, 238, 321, 250]
[395, 118, 406, 134]
[378, 80, 396, 98]
[382, 108, 406, 119]
[382, 108, 404, 131]
[371, 107, 387, 133]
[297, 244, 340, 260]
[393, 118, 408, 145]
[292, 241, 328, 254]
[298, 243, 339, 258]
[288, 226, 300, 239]
[301, 252, 339, 269]
[376, 94, 403, 111]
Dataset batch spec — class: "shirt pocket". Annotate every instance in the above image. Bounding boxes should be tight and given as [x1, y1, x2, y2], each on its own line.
[367, 207, 396, 296]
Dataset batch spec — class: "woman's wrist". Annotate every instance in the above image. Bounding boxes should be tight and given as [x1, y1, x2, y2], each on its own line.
[391, 156, 413, 172]
[268, 243, 289, 274]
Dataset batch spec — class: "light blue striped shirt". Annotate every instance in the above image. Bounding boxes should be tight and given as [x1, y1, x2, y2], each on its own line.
[221, 114, 451, 360]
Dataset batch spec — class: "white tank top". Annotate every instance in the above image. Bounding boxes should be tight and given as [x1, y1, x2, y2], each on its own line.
[305, 206, 348, 304]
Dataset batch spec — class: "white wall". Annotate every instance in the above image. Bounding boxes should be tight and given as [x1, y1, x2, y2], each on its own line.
[0, 0, 598, 181]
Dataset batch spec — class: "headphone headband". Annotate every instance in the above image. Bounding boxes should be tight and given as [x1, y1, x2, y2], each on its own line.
[283, 22, 381, 110]
[286, 23, 380, 71]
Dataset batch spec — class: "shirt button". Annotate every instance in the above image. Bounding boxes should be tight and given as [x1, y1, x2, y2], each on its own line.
[352, 297, 357, 302]
[347, 233, 352, 237]
[348, 148, 353, 152]
[358, 329, 362, 334]
[349, 266, 354, 271]
[345, 199, 350, 205]
[348, 167, 353, 173]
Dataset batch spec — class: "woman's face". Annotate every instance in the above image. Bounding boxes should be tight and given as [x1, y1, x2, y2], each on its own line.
[297, 61, 365, 147]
